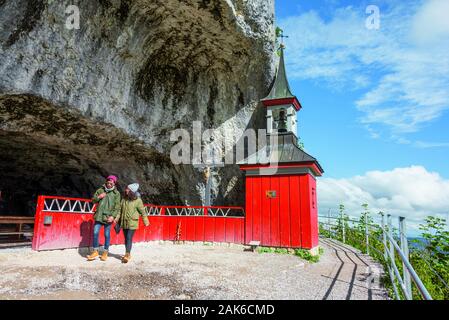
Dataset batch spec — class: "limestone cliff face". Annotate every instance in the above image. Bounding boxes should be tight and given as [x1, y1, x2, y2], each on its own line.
[0, 0, 275, 213]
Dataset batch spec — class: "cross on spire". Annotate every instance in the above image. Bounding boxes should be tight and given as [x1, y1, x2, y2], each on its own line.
[279, 32, 289, 46]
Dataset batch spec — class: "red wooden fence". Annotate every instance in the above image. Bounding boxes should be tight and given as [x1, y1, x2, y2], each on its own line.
[32, 196, 245, 251]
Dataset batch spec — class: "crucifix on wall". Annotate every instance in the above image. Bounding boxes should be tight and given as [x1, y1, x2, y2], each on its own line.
[193, 146, 224, 206]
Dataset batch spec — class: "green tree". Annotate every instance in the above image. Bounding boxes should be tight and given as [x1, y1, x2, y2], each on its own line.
[334, 204, 349, 243]
[410, 216, 449, 299]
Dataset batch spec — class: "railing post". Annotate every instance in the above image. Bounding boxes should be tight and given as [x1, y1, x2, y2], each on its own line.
[399, 216, 412, 299]
[365, 213, 369, 255]
[327, 209, 331, 238]
[387, 214, 399, 298]
[381, 213, 387, 262]
[31, 195, 45, 251]
[387, 215, 394, 261]
[341, 209, 346, 244]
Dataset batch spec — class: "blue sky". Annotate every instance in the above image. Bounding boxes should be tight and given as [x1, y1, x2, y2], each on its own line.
[274, 0, 449, 230]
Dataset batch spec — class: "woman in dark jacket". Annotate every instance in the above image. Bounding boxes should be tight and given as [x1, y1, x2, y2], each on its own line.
[115, 183, 149, 263]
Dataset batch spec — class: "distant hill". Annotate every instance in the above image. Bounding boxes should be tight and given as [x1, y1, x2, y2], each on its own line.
[408, 237, 429, 250]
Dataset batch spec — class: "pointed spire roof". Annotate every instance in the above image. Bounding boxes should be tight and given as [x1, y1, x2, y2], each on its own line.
[262, 45, 295, 100]
[261, 45, 302, 110]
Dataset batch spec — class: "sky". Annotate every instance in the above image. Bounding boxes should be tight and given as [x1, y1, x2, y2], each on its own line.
[275, 0, 449, 234]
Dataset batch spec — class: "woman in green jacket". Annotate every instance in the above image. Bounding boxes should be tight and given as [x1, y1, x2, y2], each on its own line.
[87, 175, 121, 261]
[115, 183, 149, 263]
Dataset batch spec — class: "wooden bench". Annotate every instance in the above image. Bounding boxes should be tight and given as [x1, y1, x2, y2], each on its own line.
[248, 240, 260, 252]
[0, 216, 35, 241]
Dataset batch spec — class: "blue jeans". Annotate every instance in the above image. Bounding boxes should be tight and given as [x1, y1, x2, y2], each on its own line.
[123, 229, 136, 253]
[92, 221, 111, 250]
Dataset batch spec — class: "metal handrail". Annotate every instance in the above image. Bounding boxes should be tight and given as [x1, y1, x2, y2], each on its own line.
[318, 212, 434, 300]
[382, 241, 412, 299]
[380, 223, 432, 300]
[318, 214, 381, 228]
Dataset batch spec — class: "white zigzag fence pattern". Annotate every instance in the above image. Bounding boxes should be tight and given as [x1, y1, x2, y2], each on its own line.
[145, 206, 244, 217]
[43, 198, 96, 213]
[41, 197, 244, 217]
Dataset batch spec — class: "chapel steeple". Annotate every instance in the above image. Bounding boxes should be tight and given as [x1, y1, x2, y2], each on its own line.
[261, 45, 302, 136]
[237, 41, 324, 253]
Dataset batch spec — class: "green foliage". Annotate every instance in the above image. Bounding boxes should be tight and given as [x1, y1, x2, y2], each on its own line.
[257, 247, 289, 254]
[335, 204, 349, 242]
[275, 26, 285, 56]
[409, 216, 449, 300]
[294, 248, 320, 263]
[275, 26, 284, 38]
[256, 247, 272, 253]
[257, 246, 322, 263]
[275, 248, 289, 254]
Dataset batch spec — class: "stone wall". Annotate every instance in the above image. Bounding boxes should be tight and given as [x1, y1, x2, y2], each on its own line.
[0, 0, 275, 213]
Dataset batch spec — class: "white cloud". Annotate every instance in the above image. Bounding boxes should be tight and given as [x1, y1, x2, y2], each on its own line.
[317, 166, 449, 235]
[280, 1, 449, 136]
[412, 0, 449, 45]
[414, 141, 449, 148]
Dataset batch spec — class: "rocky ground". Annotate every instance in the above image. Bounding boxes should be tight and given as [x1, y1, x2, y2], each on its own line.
[0, 239, 388, 300]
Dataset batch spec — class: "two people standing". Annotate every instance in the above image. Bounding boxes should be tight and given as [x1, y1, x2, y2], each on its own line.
[87, 176, 149, 263]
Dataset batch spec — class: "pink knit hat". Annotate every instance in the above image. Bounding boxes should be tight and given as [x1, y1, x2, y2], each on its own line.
[106, 175, 118, 183]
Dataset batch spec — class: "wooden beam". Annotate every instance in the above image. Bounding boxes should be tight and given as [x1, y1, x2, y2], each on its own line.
[0, 232, 33, 236]
[0, 242, 32, 248]
[0, 216, 35, 224]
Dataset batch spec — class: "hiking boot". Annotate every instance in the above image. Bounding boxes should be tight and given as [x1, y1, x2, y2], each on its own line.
[87, 250, 99, 261]
[121, 252, 131, 263]
[100, 250, 108, 261]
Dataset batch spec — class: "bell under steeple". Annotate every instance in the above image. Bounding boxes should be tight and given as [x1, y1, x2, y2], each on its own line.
[261, 45, 302, 137]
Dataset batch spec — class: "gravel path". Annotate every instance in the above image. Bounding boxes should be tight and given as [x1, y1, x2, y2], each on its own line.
[0, 239, 389, 300]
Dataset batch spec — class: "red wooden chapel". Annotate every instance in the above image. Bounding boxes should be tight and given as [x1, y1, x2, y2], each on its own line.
[238, 45, 324, 252]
